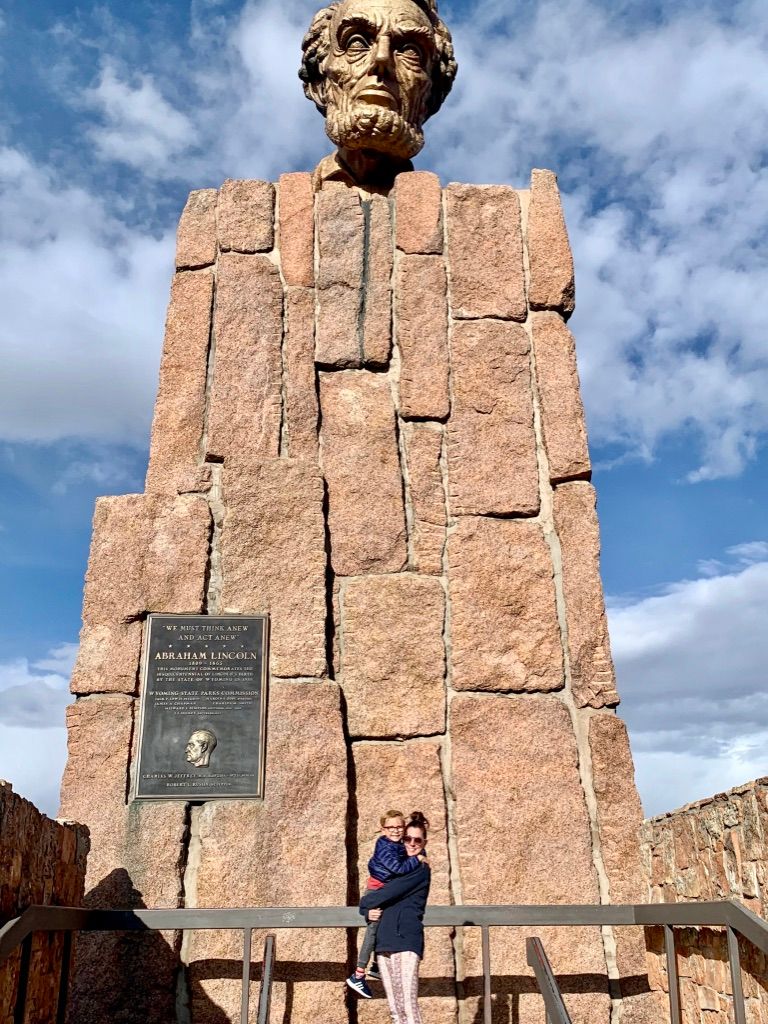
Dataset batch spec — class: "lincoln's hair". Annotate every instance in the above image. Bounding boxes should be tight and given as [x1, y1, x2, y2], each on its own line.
[300, 0, 458, 120]
[191, 729, 217, 751]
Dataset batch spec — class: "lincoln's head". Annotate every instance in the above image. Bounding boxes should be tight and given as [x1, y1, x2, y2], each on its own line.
[300, 0, 457, 182]
[185, 729, 217, 769]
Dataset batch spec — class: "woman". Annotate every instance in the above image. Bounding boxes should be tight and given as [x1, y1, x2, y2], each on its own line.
[359, 811, 431, 1024]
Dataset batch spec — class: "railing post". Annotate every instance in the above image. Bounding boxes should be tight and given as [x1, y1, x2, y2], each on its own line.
[13, 933, 33, 1024]
[257, 934, 276, 1024]
[56, 931, 73, 1024]
[664, 926, 681, 1024]
[727, 927, 747, 1024]
[526, 937, 572, 1024]
[241, 928, 253, 1024]
[481, 926, 492, 1024]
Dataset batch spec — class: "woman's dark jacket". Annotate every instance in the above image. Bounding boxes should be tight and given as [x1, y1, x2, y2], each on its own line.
[368, 835, 422, 882]
[359, 863, 431, 958]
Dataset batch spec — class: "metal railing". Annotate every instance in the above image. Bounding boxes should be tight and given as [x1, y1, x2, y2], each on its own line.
[2, 900, 766, 1024]
[526, 937, 571, 1024]
[255, 934, 276, 1024]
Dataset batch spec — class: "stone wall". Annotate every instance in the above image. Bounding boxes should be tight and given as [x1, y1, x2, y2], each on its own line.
[0, 780, 88, 1024]
[642, 778, 768, 1024]
[60, 169, 651, 1024]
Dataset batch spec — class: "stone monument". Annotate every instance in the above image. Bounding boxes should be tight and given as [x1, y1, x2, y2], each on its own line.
[59, 1, 653, 1022]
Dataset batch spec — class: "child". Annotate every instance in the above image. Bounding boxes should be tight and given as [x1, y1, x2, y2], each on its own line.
[346, 809, 428, 998]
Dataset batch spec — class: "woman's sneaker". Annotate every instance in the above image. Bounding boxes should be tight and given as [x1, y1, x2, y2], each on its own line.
[346, 974, 373, 998]
[367, 963, 381, 981]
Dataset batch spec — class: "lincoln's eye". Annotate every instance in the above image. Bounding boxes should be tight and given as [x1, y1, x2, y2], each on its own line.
[345, 33, 370, 54]
[397, 41, 425, 64]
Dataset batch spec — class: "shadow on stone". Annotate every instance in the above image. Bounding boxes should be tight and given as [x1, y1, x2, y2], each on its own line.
[66, 868, 228, 1024]
[188, 957, 349, 986]
[187, 954, 350, 1024]
[463, 972, 648, 1024]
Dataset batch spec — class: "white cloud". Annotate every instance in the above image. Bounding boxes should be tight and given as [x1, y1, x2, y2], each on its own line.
[0, 726, 68, 818]
[50, 450, 142, 494]
[185, 0, 329, 181]
[82, 63, 194, 172]
[728, 541, 768, 565]
[609, 545, 768, 815]
[32, 643, 79, 676]
[0, 644, 75, 724]
[0, 655, 69, 695]
[635, 740, 768, 820]
[0, 146, 173, 446]
[697, 541, 768, 577]
[68, 0, 328, 185]
[0, 645, 76, 815]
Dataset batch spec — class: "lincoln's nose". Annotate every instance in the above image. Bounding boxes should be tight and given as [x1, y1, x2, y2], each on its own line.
[371, 32, 393, 72]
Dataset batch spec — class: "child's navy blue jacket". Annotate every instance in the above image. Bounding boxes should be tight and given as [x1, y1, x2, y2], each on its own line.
[368, 835, 422, 882]
[360, 864, 431, 957]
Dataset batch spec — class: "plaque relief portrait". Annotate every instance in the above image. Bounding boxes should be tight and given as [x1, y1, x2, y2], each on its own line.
[185, 729, 218, 769]
[300, 0, 457, 189]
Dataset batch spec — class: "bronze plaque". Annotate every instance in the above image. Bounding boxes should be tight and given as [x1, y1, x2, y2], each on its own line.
[134, 614, 268, 800]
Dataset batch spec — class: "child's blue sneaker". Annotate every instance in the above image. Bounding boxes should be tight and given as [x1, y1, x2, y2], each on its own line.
[346, 974, 373, 998]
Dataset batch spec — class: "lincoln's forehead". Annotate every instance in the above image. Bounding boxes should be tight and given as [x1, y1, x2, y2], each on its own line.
[332, 0, 432, 32]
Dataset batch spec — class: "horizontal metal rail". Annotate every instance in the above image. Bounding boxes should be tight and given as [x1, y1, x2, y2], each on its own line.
[526, 937, 572, 1024]
[2, 900, 766, 954]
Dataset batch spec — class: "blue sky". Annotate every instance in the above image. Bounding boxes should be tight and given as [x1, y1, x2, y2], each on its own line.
[0, 0, 766, 818]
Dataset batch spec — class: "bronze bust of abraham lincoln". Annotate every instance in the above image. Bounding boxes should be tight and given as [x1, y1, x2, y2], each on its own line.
[300, 0, 458, 191]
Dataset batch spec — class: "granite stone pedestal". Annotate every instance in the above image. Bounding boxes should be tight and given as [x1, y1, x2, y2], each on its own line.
[60, 169, 653, 1024]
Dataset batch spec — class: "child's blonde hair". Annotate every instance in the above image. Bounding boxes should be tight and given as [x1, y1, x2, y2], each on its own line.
[380, 808, 406, 827]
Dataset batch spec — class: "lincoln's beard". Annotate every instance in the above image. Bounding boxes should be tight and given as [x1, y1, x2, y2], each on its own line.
[325, 95, 425, 161]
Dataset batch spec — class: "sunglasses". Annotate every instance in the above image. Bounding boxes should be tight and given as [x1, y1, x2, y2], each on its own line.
[404, 836, 424, 847]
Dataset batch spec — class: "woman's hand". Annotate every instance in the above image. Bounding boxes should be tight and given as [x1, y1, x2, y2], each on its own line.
[368, 908, 382, 921]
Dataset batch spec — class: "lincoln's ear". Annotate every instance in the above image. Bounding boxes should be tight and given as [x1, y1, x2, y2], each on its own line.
[300, 5, 335, 116]
[305, 76, 328, 116]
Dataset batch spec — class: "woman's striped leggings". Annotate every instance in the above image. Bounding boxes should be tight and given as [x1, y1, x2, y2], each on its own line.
[377, 951, 423, 1024]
